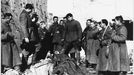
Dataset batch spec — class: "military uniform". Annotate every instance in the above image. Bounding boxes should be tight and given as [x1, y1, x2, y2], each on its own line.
[1, 19, 22, 68]
[110, 25, 130, 75]
[64, 19, 82, 60]
[19, 10, 32, 40]
[49, 22, 65, 52]
[86, 26, 100, 66]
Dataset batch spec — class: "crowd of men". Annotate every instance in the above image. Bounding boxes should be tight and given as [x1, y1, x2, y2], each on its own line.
[1, 3, 130, 75]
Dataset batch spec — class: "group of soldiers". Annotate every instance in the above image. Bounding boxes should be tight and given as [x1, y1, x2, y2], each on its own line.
[1, 3, 130, 75]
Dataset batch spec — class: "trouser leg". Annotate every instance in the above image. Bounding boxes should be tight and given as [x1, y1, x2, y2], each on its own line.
[64, 42, 72, 55]
[98, 71, 106, 75]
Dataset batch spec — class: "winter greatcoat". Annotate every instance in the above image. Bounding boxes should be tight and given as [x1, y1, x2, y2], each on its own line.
[86, 27, 100, 64]
[1, 20, 22, 67]
[19, 10, 32, 40]
[98, 25, 130, 72]
[97, 26, 113, 71]
[110, 25, 130, 71]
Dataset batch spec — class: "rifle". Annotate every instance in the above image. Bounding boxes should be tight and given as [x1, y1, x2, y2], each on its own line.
[101, 24, 112, 59]
[101, 24, 111, 40]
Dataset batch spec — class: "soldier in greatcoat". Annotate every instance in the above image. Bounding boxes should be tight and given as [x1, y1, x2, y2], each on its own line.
[110, 16, 130, 75]
[1, 13, 22, 73]
[97, 19, 113, 75]
[19, 4, 34, 44]
[85, 20, 100, 72]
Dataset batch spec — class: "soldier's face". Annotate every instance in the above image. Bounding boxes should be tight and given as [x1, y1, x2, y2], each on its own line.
[63, 18, 67, 21]
[60, 21, 63, 25]
[53, 18, 58, 23]
[68, 16, 73, 21]
[101, 22, 106, 28]
[90, 22, 95, 27]
[27, 9, 33, 13]
[86, 21, 91, 26]
[115, 19, 121, 26]
[40, 23, 46, 28]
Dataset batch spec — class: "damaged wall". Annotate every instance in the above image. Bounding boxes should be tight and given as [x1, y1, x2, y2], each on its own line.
[1, 0, 48, 22]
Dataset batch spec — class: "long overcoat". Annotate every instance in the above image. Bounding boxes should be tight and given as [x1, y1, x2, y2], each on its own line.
[19, 10, 32, 40]
[97, 26, 113, 71]
[86, 27, 100, 64]
[110, 25, 130, 71]
[98, 25, 130, 72]
[1, 20, 22, 67]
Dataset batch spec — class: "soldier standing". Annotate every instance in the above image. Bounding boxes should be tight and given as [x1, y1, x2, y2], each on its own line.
[1, 13, 22, 73]
[97, 19, 113, 75]
[64, 13, 82, 61]
[110, 16, 130, 75]
[85, 20, 100, 73]
[19, 3, 34, 70]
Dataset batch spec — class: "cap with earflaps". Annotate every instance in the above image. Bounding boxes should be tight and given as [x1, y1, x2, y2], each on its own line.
[115, 15, 124, 23]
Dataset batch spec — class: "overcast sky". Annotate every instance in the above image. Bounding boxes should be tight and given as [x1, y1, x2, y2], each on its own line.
[47, 0, 133, 29]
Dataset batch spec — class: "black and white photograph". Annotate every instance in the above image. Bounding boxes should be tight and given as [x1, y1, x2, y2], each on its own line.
[1, 0, 134, 75]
